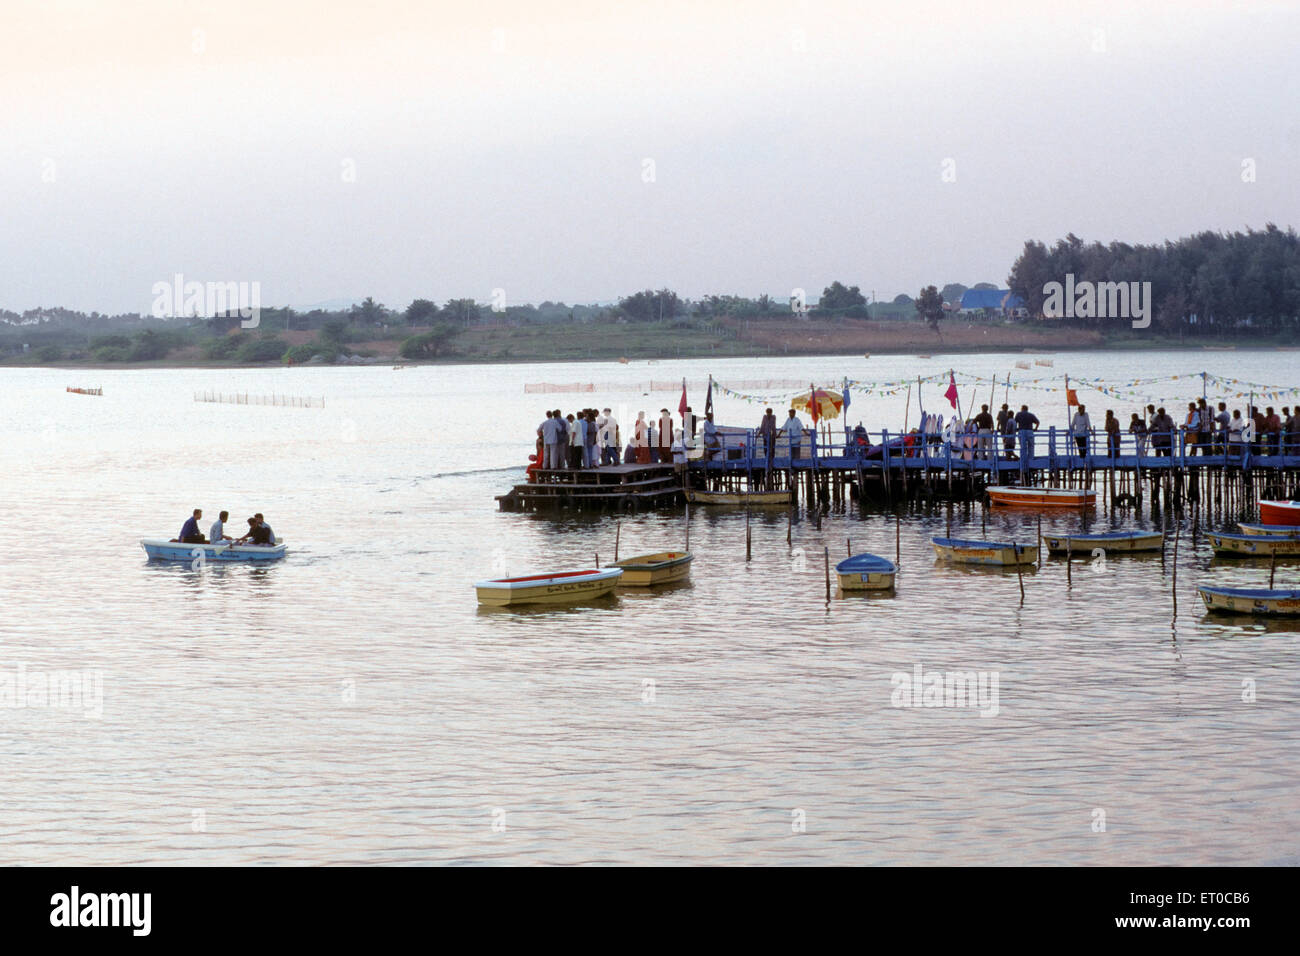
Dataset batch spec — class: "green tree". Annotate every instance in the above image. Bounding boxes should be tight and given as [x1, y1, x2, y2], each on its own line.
[399, 321, 462, 359]
[618, 289, 681, 322]
[442, 298, 482, 326]
[915, 286, 945, 330]
[818, 281, 868, 316]
[404, 298, 439, 326]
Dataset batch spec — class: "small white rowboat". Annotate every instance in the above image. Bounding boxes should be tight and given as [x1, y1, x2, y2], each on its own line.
[1238, 523, 1300, 536]
[610, 551, 693, 586]
[141, 539, 287, 562]
[686, 489, 792, 506]
[474, 567, 622, 606]
[1209, 533, 1300, 557]
[1042, 531, 1164, 554]
[1199, 586, 1300, 616]
[932, 537, 1038, 567]
[987, 486, 1096, 508]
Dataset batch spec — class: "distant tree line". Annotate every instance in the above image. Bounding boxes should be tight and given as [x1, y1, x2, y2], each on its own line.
[1008, 225, 1300, 331]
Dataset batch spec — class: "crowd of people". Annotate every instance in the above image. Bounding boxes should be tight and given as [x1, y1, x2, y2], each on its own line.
[176, 509, 277, 546]
[892, 399, 1300, 461]
[535, 406, 727, 469]
[530, 397, 1299, 471]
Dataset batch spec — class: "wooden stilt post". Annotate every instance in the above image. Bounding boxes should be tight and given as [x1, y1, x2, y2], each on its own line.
[614, 521, 621, 562]
[824, 547, 831, 601]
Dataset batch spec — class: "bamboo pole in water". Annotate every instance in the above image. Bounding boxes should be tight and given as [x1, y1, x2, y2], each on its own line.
[614, 521, 620, 562]
[824, 547, 831, 601]
[1015, 543, 1026, 605]
[745, 508, 752, 562]
[896, 513, 901, 564]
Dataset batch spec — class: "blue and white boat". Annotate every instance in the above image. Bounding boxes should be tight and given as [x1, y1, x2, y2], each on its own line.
[1042, 530, 1164, 554]
[1237, 522, 1300, 537]
[835, 553, 898, 591]
[932, 537, 1037, 566]
[140, 538, 287, 563]
[1199, 585, 1300, 616]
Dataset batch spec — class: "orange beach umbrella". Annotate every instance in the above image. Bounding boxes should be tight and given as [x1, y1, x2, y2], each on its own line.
[791, 388, 844, 421]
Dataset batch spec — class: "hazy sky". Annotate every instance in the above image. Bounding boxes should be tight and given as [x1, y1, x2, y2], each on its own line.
[2, 0, 1297, 313]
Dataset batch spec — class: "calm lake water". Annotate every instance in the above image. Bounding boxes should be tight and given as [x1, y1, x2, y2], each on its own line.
[2, 349, 1299, 865]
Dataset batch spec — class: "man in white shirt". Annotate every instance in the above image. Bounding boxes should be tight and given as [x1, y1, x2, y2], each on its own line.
[598, 408, 619, 466]
[1070, 405, 1092, 457]
[210, 510, 232, 544]
[782, 409, 804, 460]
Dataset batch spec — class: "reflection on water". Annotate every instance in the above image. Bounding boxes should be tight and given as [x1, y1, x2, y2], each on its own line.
[2, 355, 1299, 865]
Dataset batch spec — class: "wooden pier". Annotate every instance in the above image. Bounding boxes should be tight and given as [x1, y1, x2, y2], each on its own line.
[497, 426, 1300, 516]
[496, 463, 683, 512]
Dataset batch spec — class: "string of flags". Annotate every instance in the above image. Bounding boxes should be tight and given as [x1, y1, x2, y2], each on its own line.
[711, 370, 1300, 409]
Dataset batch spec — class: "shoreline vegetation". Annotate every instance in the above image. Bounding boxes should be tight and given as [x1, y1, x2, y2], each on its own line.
[10, 318, 1298, 371]
[5, 225, 1299, 369]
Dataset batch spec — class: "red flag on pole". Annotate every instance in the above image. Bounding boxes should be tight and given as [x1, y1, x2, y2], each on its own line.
[678, 378, 688, 417]
[944, 373, 959, 409]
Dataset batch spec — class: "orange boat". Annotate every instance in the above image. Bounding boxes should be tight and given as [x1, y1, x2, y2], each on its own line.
[986, 485, 1096, 509]
[1259, 500, 1300, 526]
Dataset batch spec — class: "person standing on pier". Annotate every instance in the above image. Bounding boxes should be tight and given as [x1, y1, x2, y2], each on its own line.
[997, 404, 1015, 458]
[1214, 402, 1230, 455]
[1196, 398, 1212, 455]
[554, 410, 570, 469]
[758, 408, 777, 468]
[1014, 405, 1039, 461]
[783, 408, 805, 461]
[974, 404, 994, 460]
[657, 408, 674, 464]
[1283, 407, 1297, 456]
[1070, 404, 1091, 458]
[1105, 410, 1121, 458]
[1129, 413, 1147, 456]
[1150, 407, 1174, 456]
[702, 411, 721, 461]
[584, 409, 599, 468]
[1182, 403, 1199, 456]
[1228, 409, 1246, 459]
[1264, 407, 1282, 456]
[634, 411, 650, 463]
[599, 408, 619, 466]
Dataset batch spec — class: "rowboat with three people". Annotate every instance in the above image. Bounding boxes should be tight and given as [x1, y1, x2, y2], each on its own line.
[140, 539, 287, 562]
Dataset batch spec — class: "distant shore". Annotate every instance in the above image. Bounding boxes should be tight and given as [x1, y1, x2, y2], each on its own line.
[7, 316, 1295, 370]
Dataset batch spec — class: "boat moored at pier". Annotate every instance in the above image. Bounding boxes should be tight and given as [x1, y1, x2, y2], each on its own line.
[1259, 500, 1300, 526]
[986, 486, 1096, 508]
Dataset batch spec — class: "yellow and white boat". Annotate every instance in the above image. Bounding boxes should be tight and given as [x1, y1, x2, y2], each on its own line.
[474, 567, 622, 606]
[1210, 533, 1300, 557]
[686, 489, 792, 506]
[932, 537, 1037, 566]
[610, 551, 693, 586]
[835, 553, 897, 591]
